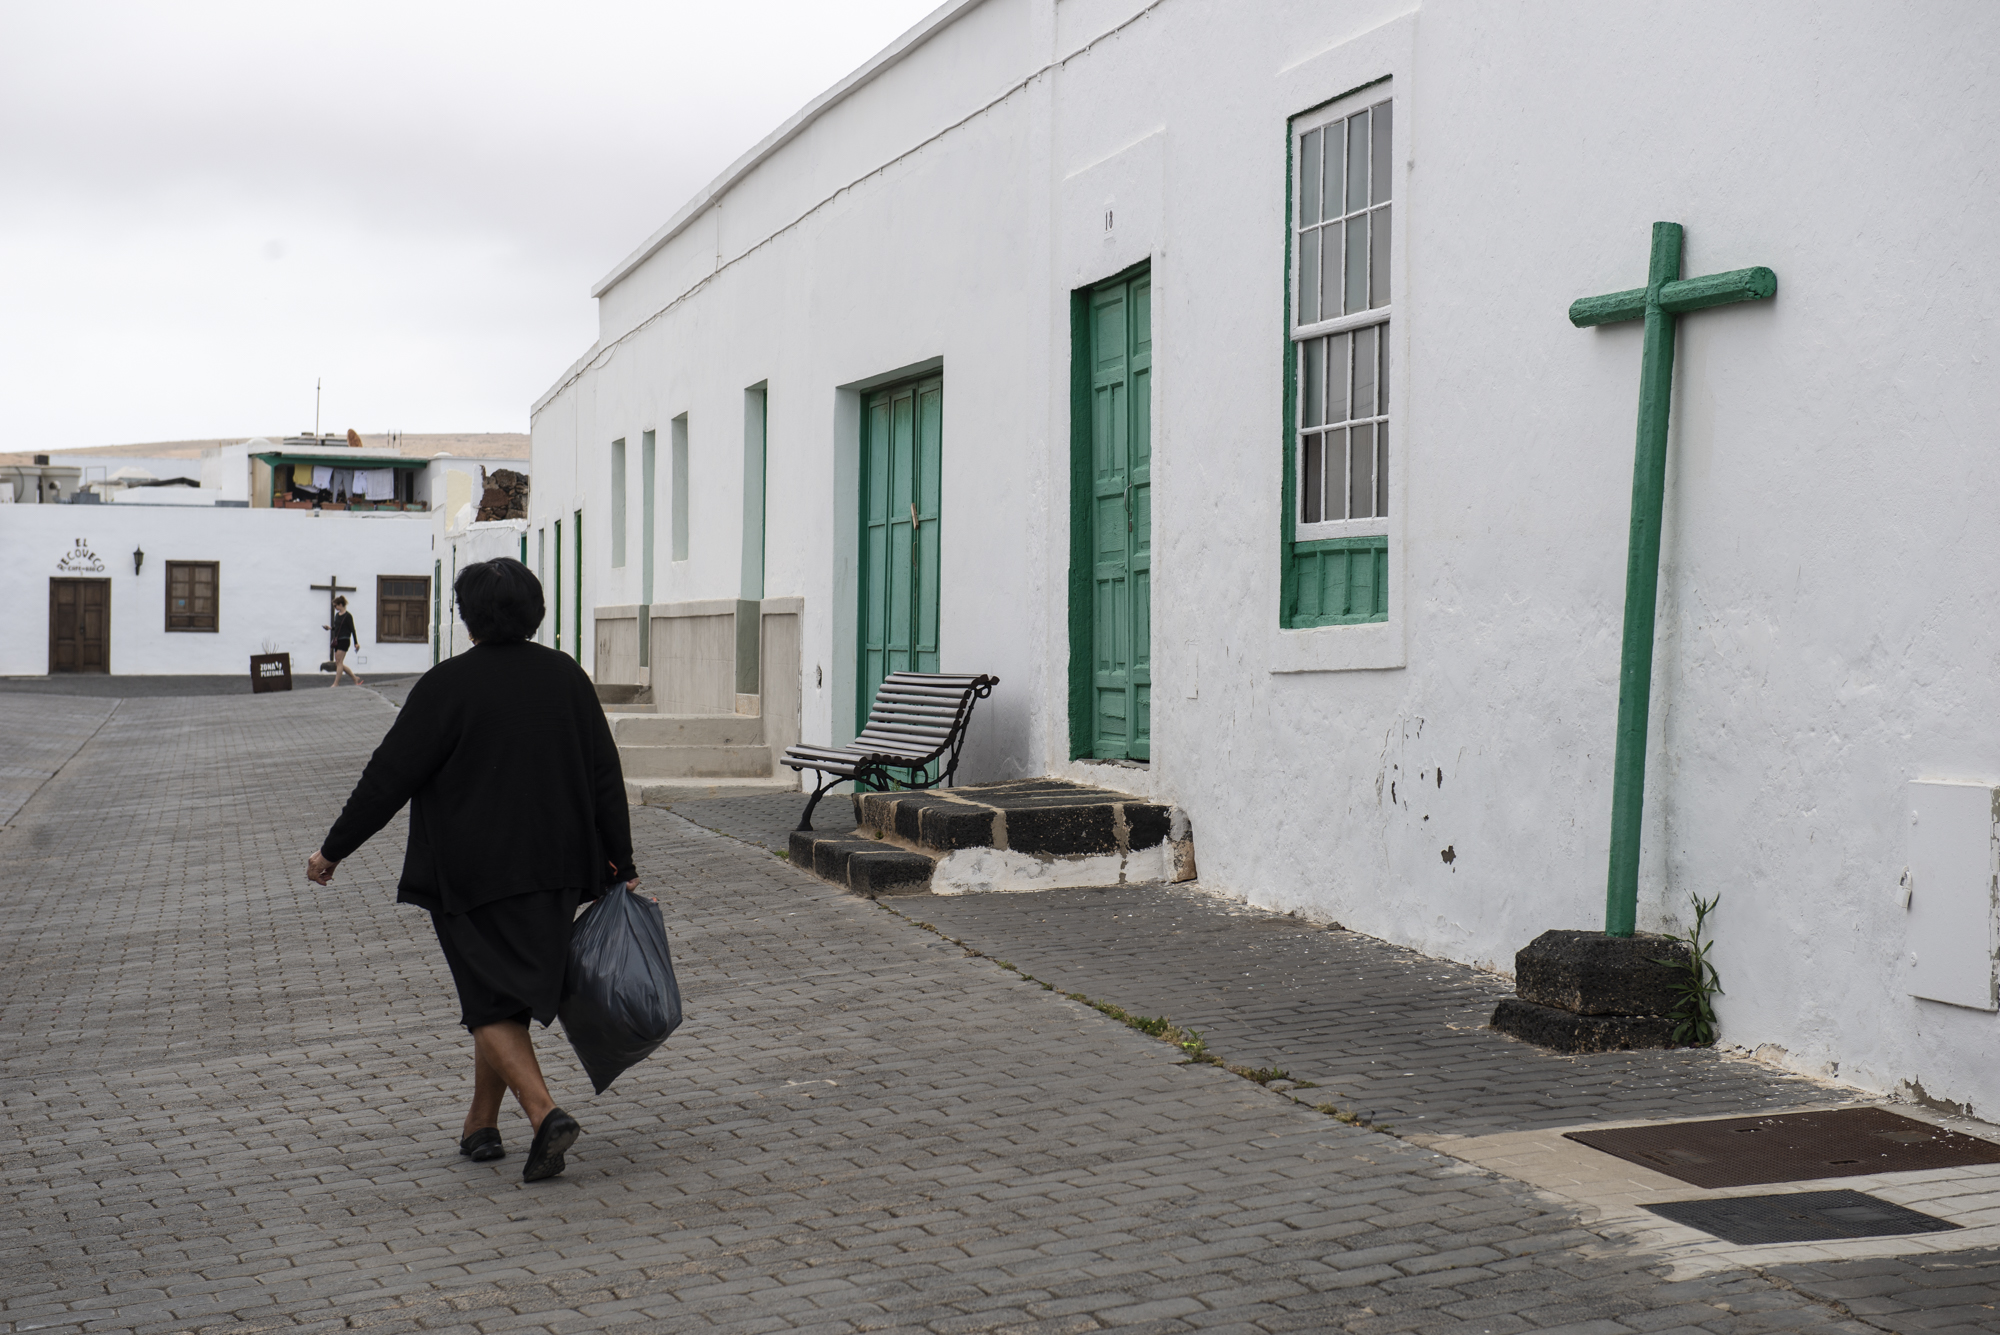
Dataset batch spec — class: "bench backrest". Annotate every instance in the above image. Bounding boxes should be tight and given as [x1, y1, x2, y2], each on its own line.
[853, 672, 998, 771]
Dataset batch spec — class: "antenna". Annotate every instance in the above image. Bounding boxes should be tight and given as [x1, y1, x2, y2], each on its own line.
[314, 378, 322, 438]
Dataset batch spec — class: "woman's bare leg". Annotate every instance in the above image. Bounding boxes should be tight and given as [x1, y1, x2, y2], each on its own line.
[470, 1020, 557, 1132]
[332, 649, 363, 687]
[463, 1040, 508, 1140]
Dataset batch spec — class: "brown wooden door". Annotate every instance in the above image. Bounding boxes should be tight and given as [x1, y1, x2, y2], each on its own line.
[49, 578, 110, 673]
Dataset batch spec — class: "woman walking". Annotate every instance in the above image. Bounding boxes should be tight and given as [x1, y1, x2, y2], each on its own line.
[325, 595, 364, 687]
[306, 558, 635, 1182]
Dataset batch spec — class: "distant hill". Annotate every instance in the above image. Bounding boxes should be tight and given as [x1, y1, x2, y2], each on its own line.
[0, 432, 531, 466]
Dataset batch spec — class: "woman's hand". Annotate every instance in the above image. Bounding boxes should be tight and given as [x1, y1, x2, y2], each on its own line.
[307, 851, 338, 885]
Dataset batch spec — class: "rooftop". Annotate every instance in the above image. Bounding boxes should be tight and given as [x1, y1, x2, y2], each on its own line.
[0, 432, 529, 468]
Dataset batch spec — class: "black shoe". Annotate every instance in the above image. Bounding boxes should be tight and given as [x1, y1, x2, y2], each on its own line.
[458, 1127, 505, 1162]
[523, 1108, 581, 1182]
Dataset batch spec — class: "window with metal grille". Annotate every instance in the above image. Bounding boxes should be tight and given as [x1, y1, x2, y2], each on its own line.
[1284, 84, 1394, 629]
[378, 575, 430, 643]
[1295, 92, 1390, 533]
[165, 561, 218, 632]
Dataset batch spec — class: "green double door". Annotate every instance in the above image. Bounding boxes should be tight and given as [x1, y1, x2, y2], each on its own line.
[858, 376, 942, 731]
[1084, 268, 1152, 760]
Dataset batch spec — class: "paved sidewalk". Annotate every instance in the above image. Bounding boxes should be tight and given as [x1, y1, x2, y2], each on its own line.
[0, 673, 419, 699]
[0, 697, 1992, 1333]
[0, 694, 118, 824]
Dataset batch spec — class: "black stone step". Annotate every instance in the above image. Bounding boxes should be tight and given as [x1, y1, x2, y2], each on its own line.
[854, 780, 1173, 858]
[787, 830, 934, 897]
[1491, 998, 1679, 1053]
[1514, 929, 1689, 1017]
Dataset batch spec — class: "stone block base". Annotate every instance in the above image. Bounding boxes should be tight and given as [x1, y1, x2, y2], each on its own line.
[789, 829, 936, 898]
[1491, 998, 1678, 1054]
[1515, 929, 1689, 1016]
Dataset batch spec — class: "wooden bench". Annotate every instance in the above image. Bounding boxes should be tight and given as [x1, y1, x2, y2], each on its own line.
[782, 671, 999, 830]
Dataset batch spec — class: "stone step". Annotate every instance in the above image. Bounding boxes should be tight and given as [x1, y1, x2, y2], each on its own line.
[854, 780, 1175, 856]
[626, 775, 800, 806]
[787, 829, 935, 897]
[846, 778, 1196, 892]
[612, 713, 766, 746]
[1491, 997, 1678, 1053]
[618, 743, 775, 779]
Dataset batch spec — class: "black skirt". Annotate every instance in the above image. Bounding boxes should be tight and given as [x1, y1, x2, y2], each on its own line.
[430, 886, 586, 1031]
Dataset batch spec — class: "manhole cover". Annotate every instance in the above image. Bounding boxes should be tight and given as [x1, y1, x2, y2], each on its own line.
[1567, 1107, 2000, 1188]
[1644, 1189, 1961, 1245]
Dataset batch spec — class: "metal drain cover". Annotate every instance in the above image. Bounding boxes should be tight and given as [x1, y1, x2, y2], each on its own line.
[1567, 1106, 2000, 1188]
[1644, 1189, 1961, 1245]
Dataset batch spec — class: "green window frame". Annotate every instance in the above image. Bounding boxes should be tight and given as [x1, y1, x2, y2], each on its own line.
[1281, 79, 1393, 630]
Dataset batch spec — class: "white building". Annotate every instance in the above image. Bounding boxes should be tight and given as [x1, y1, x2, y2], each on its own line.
[0, 504, 438, 677]
[528, 2, 2000, 1116]
[0, 440, 536, 677]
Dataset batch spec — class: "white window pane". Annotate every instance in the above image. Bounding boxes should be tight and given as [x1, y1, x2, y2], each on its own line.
[1351, 325, 1376, 420]
[1300, 129, 1320, 227]
[1375, 421, 1389, 516]
[1370, 204, 1391, 309]
[1370, 101, 1392, 205]
[1349, 422, 1375, 519]
[1299, 228, 1319, 325]
[1302, 433, 1324, 524]
[1322, 223, 1342, 320]
[1344, 213, 1369, 315]
[1328, 332, 1351, 422]
[1302, 336, 1325, 426]
[1336, 427, 1352, 519]
[1378, 323, 1390, 413]
[1323, 122, 1343, 223]
[1346, 110, 1370, 215]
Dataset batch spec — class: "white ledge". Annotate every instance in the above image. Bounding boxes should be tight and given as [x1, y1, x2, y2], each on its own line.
[1268, 619, 1406, 673]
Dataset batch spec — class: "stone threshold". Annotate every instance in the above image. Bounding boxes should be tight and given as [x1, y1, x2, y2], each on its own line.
[788, 778, 1196, 897]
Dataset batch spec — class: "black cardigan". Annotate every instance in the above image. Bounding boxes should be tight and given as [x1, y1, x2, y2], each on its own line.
[320, 641, 635, 915]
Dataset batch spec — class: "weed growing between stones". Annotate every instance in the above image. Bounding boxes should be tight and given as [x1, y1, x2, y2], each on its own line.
[1228, 1065, 1291, 1085]
[879, 902, 1403, 1132]
[1656, 891, 1723, 1046]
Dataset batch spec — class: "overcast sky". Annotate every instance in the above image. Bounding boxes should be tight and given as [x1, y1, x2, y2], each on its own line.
[0, 0, 940, 450]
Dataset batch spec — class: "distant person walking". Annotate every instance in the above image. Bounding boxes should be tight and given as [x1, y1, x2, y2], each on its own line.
[306, 558, 636, 1182]
[324, 596, 364, 687]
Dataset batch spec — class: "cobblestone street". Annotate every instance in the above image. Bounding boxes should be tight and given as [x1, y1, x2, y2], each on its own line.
[5, 688, 2000, 1333]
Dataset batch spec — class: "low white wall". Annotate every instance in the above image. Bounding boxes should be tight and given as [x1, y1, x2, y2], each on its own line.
[593, 606, 642, 684]
[647, 599, 739, 713]
[0, 505, 436, 676]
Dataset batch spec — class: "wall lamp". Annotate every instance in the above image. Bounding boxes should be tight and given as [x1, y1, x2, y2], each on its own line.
[133, 545, 145, 576]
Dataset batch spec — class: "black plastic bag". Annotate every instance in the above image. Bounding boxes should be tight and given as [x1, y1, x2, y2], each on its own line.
[558, 882, 683, 1094]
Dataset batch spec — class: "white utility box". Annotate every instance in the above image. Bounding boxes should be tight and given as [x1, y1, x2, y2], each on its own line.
[1905, 779, 2000, 1011]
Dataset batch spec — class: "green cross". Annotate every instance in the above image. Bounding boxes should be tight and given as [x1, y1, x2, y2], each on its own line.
[1570, 222, 1776, 937]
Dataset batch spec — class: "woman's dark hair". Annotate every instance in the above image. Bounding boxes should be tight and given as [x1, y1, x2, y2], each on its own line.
[453, 557, 544, 644]
[333, 596, 347, 607]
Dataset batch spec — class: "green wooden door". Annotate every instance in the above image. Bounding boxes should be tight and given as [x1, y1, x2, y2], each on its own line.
[1085, 270, 1151, 759]
[858, 376, 942, 733]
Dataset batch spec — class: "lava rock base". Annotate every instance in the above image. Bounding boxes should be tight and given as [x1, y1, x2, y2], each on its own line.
[1515, 929, 1689, 1016]
[1491, 998, 1679, 1053]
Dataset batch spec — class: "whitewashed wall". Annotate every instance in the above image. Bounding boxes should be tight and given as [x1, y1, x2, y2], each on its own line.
[531, 0, 2000, 1117]
[433, 518, 532, 661]
[0, 504, 436, 676]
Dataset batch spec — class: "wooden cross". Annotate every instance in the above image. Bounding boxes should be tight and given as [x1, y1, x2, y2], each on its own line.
[310, 575, 357, 659]
[1570, 222, 1776, 938]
